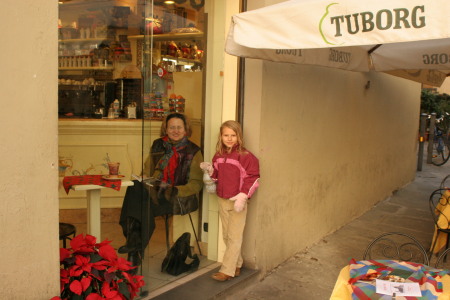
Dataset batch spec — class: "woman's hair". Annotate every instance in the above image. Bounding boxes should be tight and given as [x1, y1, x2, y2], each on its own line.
[160, 113, 192, 137]
[216, 120, 246, 154]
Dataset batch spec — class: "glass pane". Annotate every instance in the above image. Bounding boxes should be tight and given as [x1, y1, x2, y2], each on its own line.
[139, 0, 212, 295]
[58, 0, 211, 296]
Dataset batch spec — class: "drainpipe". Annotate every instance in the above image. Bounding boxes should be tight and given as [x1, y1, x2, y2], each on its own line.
[427, 113, 436, 164]
[236, 0, 247, 125]
[417, 113, 427, 171]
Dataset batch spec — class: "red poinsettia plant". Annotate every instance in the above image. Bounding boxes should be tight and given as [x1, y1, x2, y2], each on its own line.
[51, 234, 144, 300]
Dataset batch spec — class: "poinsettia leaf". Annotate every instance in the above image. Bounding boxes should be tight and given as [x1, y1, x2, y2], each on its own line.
[90, 253, 103, 263]
[96, 238, 112, 248]
[75, 254, 90, 266]
[85, 285, 93, 295]
[101, 281, 119, 298]
[71, 234, 97, 254]
[118, 281, 131, 300]
[104, 271, 116, 283]
[99, 244, 118, 261]
[90, 268, 100, 278]
[60, 268, 69, 278]
[81, 277, 92, 291]
[71, 294, 83, 300]
[70, 280, 82, 295]
[70, 234, 86, 250]
[116, 257, 134, 271]
[60, 248, 71, 261]
[86, 293, 103, 300]
[85, 234, 97, 246]
[65, 256, 76, 265]
[69, 266, 84, 277]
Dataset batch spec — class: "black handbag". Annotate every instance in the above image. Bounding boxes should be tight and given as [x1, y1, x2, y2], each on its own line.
[161, 232, 200, 276]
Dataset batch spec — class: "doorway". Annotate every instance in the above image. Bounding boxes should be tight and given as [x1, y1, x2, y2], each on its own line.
[57, 0, 215, 294]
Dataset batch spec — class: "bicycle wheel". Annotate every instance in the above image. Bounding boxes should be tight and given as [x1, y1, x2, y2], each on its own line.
[432, 136, 450, 166]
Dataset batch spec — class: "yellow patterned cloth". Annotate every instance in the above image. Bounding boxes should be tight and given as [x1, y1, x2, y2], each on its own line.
[331, 260, 450, 300]
[431, 190, 450, 254]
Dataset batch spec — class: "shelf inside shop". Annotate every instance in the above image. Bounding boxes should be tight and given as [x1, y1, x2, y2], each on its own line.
[161, 55, 202, 65]
[58, 38, 112, 44]
[128, 32, 204, 41]
[59, 67, 114, 71]
[58, 84, 105, 90]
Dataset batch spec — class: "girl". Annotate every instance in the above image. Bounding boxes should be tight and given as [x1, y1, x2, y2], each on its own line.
[201, 120, 260, 281]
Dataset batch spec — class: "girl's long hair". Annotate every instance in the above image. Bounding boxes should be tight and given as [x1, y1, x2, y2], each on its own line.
[215, 120, 246, 155]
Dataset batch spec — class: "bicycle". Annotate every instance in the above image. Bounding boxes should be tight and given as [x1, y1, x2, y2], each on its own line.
[432, 123, 450, 166]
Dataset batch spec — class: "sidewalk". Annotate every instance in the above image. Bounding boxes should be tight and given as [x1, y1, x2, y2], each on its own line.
[222, 161, 450, 300]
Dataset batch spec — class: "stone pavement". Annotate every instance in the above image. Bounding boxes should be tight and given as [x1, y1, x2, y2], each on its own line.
[221, 161, 450, 300]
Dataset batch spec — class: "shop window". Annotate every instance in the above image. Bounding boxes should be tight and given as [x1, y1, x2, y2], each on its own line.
[58, 0, 209, 295]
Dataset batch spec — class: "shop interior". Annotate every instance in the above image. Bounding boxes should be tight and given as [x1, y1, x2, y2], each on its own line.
[58, 0, 213, 294]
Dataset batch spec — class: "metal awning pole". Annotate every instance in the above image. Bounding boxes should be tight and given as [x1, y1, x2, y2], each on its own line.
[417, 113, 427, 171]
[427, 113, 437, 164]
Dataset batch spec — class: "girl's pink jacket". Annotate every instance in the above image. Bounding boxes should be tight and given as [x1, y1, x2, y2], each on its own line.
[211, 148, 260, 199]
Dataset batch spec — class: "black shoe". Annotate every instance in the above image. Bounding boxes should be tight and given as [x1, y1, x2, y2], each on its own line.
[127, 251, 142, 275]
[119, 217, 142, 254]
[118, 245, 138, 254]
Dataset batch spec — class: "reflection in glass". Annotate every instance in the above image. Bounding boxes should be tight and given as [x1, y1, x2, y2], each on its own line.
[58, 0, 210, 295]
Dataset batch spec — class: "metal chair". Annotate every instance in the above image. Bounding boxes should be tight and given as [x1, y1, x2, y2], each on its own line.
[59, 222, 76, 248]
[440, 175, 450, 189]
[435, 247, 450, 269]
[363, 232, 430, 265]
[429, 189, 450, 257]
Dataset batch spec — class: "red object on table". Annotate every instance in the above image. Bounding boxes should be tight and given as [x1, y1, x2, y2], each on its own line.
[63, 175, 122, 194]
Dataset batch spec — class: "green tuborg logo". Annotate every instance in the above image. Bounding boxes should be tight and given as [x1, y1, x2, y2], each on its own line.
[319, 3, 426, 45]
[319, 3, 339, 45]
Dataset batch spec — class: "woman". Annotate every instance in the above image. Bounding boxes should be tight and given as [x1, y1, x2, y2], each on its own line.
[119, 113, 203, 271]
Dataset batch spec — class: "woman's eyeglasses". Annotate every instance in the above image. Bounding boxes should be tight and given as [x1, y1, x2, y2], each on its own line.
[168, 126, 184, 131]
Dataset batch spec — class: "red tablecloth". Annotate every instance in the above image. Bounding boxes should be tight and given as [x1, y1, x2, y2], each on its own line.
[63, 175, 122, 194]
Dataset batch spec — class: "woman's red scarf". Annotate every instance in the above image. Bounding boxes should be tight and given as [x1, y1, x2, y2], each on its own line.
[156, 136, 189, 185]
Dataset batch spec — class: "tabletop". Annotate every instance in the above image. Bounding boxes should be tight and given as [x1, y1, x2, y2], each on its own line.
[63, 174, 129, 194]
[330, 259, 450, 300]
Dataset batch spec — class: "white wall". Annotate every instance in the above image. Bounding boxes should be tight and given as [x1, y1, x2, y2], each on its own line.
[0, 0, 60, 298]
[242, 60, 421, 274]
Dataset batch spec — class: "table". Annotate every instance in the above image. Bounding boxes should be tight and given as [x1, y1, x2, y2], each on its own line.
[330, 260, 450, 300]
[71, 180, 134, 240]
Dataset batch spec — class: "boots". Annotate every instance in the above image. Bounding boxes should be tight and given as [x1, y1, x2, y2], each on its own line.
[119, 217, 142, 254]
[127, 250, 142, 275]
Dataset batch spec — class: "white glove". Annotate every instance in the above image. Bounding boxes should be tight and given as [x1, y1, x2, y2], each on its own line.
[200, 162, 213, 176]
[230, 192, 248, 212]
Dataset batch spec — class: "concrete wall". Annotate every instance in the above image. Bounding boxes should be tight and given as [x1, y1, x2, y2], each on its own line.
[438, 78, 450, 94]
[0, 0, 60, 298]
[242, 60, 421, 274]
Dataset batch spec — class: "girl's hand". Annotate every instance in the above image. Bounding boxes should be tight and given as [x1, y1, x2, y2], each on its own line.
[230, 192, 248, 212]
[200, 162, 214, 176]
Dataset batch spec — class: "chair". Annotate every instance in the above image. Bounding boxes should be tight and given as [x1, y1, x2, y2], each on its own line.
[59, 222, 76, 248]
[435, 248, 450, 269]
[440, 175, 450, 189]
[363, 232, 430, 266]
[429, 189, 450, 257]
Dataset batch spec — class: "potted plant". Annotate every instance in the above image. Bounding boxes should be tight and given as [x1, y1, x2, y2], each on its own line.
[51, 234, 145, 300]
